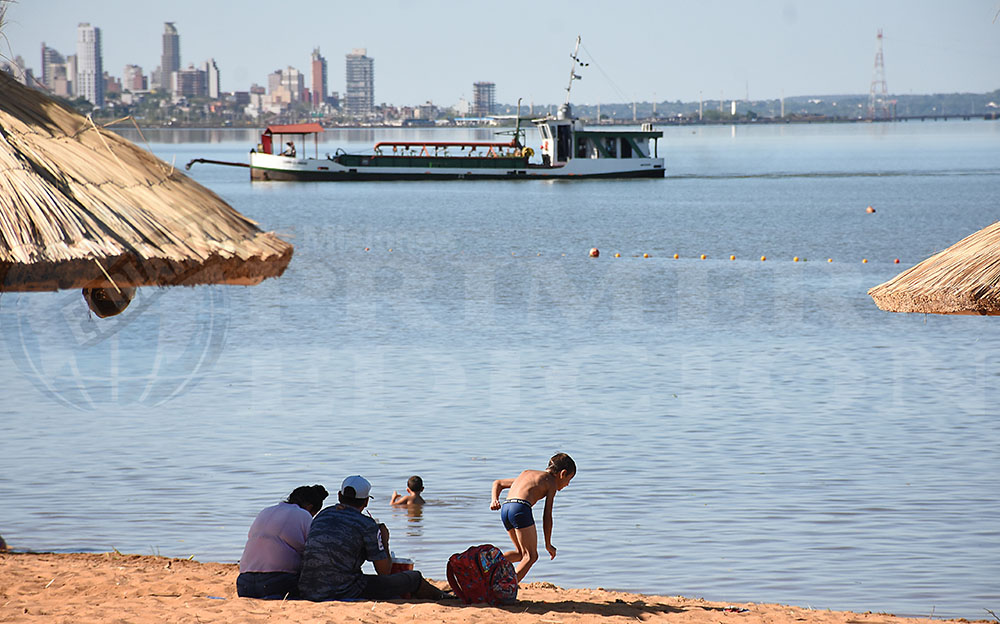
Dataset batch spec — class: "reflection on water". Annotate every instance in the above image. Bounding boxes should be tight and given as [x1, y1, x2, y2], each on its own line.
[113, 126, 509, 150]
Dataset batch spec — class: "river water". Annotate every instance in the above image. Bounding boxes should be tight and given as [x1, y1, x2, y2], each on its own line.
[1, 120, 998, 619]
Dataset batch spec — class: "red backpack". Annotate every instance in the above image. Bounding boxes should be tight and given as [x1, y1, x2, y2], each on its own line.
[446, 544, 518, 606]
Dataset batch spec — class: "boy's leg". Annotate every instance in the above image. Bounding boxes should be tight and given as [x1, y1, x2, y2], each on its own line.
[502, 528, 525, 565]
[511, 525, 539, 582]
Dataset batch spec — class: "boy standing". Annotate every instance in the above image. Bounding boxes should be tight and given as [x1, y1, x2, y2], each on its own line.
[490, 453, 576, 582]
[390, 475, 425, 506]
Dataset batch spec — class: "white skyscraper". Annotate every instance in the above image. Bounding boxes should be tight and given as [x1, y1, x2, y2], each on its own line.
[76, 23, 104, 107]
[201, 59, 220, 99]
[345, 48, 374, 118]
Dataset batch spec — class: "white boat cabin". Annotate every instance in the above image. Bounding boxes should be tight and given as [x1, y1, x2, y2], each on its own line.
[534, 103, 661, 167]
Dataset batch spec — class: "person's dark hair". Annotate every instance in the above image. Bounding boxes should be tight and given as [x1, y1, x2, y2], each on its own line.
[547, 453, 576, 476]
[286, 484, 328, 510]
[338, 489, 367, 508]
[407, 475, 424, 493]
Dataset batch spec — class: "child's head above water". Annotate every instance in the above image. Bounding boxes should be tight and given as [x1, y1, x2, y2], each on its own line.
[407, 475, 424, 493]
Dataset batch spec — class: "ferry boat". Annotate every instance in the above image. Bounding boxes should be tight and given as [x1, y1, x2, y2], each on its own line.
[188, 39, 664, 181]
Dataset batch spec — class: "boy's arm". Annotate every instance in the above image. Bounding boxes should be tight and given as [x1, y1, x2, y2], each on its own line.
[490, 478, 513, 510]
[543, 489, 557, 559]
[391, 493, 413, 506]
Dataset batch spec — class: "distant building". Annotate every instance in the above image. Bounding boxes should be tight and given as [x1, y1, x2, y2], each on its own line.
[76, 23, 104, 107]
[172, 64, 206, 98]
[1, 55, 32, 86]
[41, 43, 65, 91]
[104, 71, 121, 95]
[41, 44, 71, 97]
[123, 64, 146, 92]
[160, 22, 180, 91]
[345, 48, 374, 118]
[414, 101, 437, 120]
[201, 59, 220, 98]
[311, 48, 327, 109]
[50, 64, 71, 97]
[65, 54, 78, 96]
[473, 81, 495, 117]
[268, 66, 304, 104]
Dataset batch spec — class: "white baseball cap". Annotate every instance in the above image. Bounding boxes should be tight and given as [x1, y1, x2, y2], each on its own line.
[340, 475, 373, 500]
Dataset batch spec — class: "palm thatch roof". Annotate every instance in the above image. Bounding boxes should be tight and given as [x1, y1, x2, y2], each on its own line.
[0, 70, 292, 292]
[868, 221, 1000, 315]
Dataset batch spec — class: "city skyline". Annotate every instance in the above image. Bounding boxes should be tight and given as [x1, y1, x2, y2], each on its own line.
[2, 1, 998, 107]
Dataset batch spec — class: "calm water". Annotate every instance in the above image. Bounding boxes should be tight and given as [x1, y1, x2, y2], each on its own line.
[2, 120, 999, 619]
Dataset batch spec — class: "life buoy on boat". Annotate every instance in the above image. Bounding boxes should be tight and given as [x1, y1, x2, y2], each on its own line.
[523, 147, 535, 158]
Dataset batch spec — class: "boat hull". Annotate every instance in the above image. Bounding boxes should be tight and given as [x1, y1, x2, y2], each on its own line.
[249, 152, 665, 181]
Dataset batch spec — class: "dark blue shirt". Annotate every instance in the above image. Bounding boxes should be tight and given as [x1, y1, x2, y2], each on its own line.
[297, 504, 388, 600]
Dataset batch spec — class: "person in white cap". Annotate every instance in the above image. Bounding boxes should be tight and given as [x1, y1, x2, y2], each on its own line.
[297, 475, 446, 601]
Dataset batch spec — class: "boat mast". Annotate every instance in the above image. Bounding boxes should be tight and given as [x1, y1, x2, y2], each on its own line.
[514, 97, 523, 148]
[565, 36, 587, 105]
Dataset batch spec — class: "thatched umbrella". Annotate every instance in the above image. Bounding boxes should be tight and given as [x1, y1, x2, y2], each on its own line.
[0, 71, 292, 309]
[868, 221, 1000, 315]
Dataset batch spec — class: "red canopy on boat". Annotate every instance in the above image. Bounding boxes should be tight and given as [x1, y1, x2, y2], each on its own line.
[264, 123, 324, 135]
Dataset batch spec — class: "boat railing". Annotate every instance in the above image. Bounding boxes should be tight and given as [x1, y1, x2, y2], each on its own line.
[371, 140, 525, 158]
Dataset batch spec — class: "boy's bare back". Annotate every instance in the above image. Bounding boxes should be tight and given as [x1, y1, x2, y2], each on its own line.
[506, 469, 557, 505]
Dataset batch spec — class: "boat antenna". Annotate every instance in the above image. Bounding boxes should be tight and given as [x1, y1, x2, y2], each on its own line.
[565, 35, 588, 105]
[515, 97, 523, 147]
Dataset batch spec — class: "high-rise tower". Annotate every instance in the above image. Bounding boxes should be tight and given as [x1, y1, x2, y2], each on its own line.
[867, 29, 890, 121]
[161, 22, 180, 92]
[472, 81, 496, 117]
[311, 48, 327, 108]
[345, 48, 374, 118]
[40, 43, 64, 91]
[202, 59, 220, 98]
[76, 23, 103, 107]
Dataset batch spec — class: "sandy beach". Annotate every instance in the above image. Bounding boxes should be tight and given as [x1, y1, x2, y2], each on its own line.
[0, 552, 985, 624]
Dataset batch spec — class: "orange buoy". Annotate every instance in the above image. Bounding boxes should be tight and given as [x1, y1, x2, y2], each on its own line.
[862, 258, 868, 263]
[672, 253, 679, 259]
[866, 205, 876, 213]
[894, 258, 900, 264]
[590, 247, 600, 258]
[729, 255, 735, 261]
[760, 255, 766, 261]
[643, 253, 650, 258]
[793, 256, 799, 262]
[700, 254, 706, 260]
[614, 252, 621, 258]
[828, 258, 833, 263]
[364, 247, 370, 252]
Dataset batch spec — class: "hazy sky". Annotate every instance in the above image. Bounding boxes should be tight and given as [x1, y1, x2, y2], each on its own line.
[3, 1, 998, 105]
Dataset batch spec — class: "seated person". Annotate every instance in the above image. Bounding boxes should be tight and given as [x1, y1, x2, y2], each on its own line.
[282, 141, 296, 157]
[390, 475, 425, 506]
[236, 484, 328, 599]
[298, 475, 445, 601]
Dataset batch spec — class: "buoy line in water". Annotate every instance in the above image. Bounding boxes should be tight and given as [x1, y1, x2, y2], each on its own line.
[362, 247, 903, 264]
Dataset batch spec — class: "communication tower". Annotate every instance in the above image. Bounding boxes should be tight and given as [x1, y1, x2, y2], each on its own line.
[867, 29, 891, 121]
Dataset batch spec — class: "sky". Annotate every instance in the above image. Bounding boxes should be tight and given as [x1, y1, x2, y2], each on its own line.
[3, 0, 998, 106]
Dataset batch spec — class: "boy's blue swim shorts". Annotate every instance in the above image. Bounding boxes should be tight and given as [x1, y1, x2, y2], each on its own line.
[500, 498, 535, 530]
